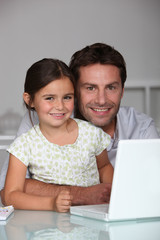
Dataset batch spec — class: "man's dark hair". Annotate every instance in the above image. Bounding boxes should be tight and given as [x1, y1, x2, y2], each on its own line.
[69, 42, 127, 88]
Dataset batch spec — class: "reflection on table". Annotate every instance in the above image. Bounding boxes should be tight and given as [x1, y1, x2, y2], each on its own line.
[0, 209, 160, 240]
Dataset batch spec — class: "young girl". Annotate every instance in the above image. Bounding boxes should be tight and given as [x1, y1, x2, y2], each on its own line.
[4, 58, 113, 212]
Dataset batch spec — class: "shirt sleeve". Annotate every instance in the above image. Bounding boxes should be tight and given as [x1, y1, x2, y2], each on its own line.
[139, 120, 160, 138]
[0, 114, 36, 191]
[0, 135, 31, 191]
[0, 154, 9, 191]
[7, 134, 30, 167]
[95, 128, 111, 156]
[118, 107, 160, 140]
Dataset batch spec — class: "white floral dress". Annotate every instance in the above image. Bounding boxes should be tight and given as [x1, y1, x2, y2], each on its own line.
[8, 119, 111, 187]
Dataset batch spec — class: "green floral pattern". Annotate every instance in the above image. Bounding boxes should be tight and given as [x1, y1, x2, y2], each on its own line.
[8, 119, 111, 187]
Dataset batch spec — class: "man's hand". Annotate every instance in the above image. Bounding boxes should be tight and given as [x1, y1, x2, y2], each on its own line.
[70, 183, 112, 205]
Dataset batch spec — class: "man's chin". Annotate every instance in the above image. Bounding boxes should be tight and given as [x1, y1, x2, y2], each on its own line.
[81, 109, 115, 127]
[88, 117, 111, 128]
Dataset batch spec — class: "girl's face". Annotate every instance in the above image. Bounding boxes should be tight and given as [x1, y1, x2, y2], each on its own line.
[27, 77, 74, 130]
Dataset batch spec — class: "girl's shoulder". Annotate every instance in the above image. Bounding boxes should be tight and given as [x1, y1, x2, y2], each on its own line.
[14, 124, 39, 143]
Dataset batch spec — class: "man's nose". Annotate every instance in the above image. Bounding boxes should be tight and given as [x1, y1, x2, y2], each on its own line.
[95, 90, 107, 105]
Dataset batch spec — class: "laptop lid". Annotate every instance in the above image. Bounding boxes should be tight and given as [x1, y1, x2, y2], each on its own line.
[70, 139, 160, 222]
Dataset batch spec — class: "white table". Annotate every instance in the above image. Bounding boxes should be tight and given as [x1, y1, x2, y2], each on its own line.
[0, 207, 160, 240]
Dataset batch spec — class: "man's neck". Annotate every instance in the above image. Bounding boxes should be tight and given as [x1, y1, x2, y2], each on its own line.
[102, 118, 116, 138]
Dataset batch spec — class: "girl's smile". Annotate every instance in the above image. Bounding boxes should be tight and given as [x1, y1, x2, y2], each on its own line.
[49, 112, 66, 119]
[28, 77, 74, 132]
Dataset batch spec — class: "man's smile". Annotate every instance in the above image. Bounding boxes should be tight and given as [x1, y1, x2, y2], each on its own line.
[91, 108, 109, 112]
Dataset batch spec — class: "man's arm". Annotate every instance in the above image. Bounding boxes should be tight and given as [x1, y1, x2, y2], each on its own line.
[1, 178, 111, 206]
[23, 179, 111, 205]
[141, 120, 160, 138]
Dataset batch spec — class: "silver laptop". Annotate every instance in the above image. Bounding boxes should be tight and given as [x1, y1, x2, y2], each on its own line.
[70, 139, 160, 222]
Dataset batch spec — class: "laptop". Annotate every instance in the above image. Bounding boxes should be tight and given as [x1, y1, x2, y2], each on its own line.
[70, 139, 160, 222]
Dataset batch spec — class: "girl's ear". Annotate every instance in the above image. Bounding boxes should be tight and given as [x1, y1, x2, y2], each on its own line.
[23, 93, 34, 107]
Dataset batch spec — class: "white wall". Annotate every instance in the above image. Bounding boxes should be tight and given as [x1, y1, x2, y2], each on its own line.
[0, 0, 160, 134]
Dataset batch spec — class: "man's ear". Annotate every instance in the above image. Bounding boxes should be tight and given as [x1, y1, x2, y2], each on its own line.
[23, 93, 34, 107]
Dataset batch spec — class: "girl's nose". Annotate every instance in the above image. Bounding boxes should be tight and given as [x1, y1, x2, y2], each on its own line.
[55, 99, 64, 110]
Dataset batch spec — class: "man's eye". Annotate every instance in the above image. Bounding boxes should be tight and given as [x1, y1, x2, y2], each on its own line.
[87, 86, 95, 91]
[108, 85, 116, 90]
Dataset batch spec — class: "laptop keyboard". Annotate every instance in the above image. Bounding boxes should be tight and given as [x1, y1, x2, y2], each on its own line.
[87, 204, 109, 213]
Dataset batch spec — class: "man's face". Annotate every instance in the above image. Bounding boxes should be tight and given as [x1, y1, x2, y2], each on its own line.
[77, 64, 124, 131]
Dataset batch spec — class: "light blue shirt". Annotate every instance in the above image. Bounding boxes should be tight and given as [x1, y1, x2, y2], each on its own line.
[107, 106, 160, 167]
[0, 106, 159, 190]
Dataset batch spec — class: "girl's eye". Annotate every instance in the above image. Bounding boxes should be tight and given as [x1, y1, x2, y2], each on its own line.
[64, 96, 73, 100]
[45, 97, 54, 101]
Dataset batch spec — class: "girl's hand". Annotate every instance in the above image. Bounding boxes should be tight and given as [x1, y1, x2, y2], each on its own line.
[55, 190, 72, 212]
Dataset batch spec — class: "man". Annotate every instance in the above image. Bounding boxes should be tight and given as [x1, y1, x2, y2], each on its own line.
[0, 43, 159, 205]
[70, 43, 159, 167]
